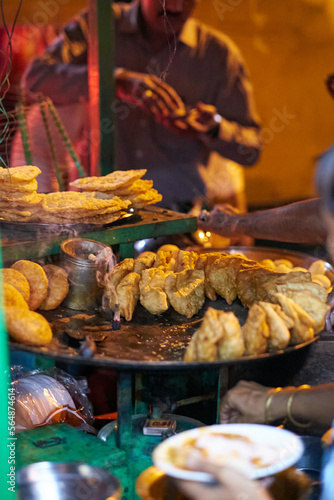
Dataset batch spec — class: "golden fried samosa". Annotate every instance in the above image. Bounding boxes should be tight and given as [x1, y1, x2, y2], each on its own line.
[242, 304, 269, 356]
[104, 258, 134, 310]
[154, 250, 178, 271]
[274, 293, 315, 344]
[175, 250, 199, 272]
[184, 307, 225, 362]
[236, 265, 278, 308]
[116, 272, 141, 321]
[277, 290, 330, 334]
[209, 255, 252, 305]
[258, 301, 290, 351]
[217, 311, 245, 360]
[165, 269, 205, 318]
[195, 253, 223, 301]
[139, 267, 173, 315]
[133, 251, 156, 274]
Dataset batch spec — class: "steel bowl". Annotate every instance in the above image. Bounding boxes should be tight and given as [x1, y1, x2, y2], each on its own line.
[17, 461, 122, 500]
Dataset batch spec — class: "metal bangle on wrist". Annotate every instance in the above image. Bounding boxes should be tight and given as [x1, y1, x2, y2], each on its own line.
[287, 385, 312, 428]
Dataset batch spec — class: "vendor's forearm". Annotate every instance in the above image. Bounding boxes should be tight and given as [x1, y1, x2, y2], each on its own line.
[207, 116, 261, 166]
[270, 384, 334, 431]
[231, 199, 327, 244]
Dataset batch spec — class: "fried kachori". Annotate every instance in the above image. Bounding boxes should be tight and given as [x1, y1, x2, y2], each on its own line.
[39, 265, 69, 311]
[5, 307, 52, 346]
[1, 268, 30, 302]
[2, 283, 29, 310]
[11, 260, 48, 310]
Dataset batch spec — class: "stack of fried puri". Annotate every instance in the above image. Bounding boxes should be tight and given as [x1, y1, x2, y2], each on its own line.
[70, 168, 162, 209]
[1, 260, 69, 346]
[37, 191, 131, 225]
[0, 165, 43, 222]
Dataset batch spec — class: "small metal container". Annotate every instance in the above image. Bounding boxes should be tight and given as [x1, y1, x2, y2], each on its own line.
[60, 238, 110, 310]
[17, 461, 122, 500]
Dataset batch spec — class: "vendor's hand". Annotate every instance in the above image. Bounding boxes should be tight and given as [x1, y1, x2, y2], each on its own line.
[220, 380, 272, 424]
[170, 102, 221, 138]
[115, 68, 186, 121]
[197, 204, 241, 236]
[176, 458, 272, 500]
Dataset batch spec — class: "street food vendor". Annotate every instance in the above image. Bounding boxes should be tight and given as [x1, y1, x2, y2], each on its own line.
[13, 0, 261, 211]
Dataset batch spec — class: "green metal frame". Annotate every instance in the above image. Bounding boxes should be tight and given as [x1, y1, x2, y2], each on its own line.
[1, 209, 197, 263]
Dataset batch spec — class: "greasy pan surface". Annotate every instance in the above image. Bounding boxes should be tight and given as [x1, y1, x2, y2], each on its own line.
[9, 247, 329, 371]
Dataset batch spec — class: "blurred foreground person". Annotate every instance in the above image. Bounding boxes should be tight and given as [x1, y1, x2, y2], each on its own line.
[12, 0, 261, 210]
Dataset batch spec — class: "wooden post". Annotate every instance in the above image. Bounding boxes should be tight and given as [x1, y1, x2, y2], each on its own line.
[88, 0, 116, 176]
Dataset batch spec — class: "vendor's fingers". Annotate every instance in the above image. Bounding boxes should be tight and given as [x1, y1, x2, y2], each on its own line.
[146, 77, 185, 115]
[153, 77, 186, 113]
[176, 480, 231, 500]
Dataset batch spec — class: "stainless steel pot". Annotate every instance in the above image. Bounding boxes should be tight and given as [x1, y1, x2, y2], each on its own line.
[60, 238, 110, 310]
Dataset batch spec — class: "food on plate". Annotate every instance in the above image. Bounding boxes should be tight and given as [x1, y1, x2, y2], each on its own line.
[166, 431, 280, 473]
[242, 304, 269, 356]
[165, 269, 205, 318]
[139, 267, 173, 315]
[116, 272, 141, 321]
[185, 308, 244, 361]
[133, 251, 156, 275]
[273, 293, 315, 345]
[11, 260, 48, 310]
[1, 268, 30, 302]
[3, 283, 29, 310]
[39, 265, 69, 311]
[5, 307, 52, 346]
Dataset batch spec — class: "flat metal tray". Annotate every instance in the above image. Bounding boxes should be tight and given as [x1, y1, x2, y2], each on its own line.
[0, 211, 140, 237]
[9, 246, 329, 372]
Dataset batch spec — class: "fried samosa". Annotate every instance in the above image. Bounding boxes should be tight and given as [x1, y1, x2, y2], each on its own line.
[139, 267, 173, 315]
[116, 272, 141, 321]
[242, 304, 269, 356]
[258, 301, 290, 351]
[274, 293, 315, 344]
[165, 269, 205, 318]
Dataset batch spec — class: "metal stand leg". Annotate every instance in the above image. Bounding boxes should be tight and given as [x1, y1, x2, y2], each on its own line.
[217, 366, 230, 423]
[116, 371, 133, 449]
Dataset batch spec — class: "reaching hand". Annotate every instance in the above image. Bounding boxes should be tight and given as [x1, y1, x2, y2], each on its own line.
[197, 204, 241, 236]
[176, 458, 272, 500]
[115, 68, 186, 121]
[219, 380, 272, 424]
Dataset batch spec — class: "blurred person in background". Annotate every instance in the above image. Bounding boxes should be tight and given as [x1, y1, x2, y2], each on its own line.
[12, 0, 261, 213]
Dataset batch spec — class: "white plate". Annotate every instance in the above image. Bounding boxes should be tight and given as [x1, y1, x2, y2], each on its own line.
[152, 423, 304, 482]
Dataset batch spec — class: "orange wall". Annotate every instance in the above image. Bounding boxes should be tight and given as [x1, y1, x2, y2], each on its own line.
[5, 0, 334, 207]
[193, 0, 334, 207]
